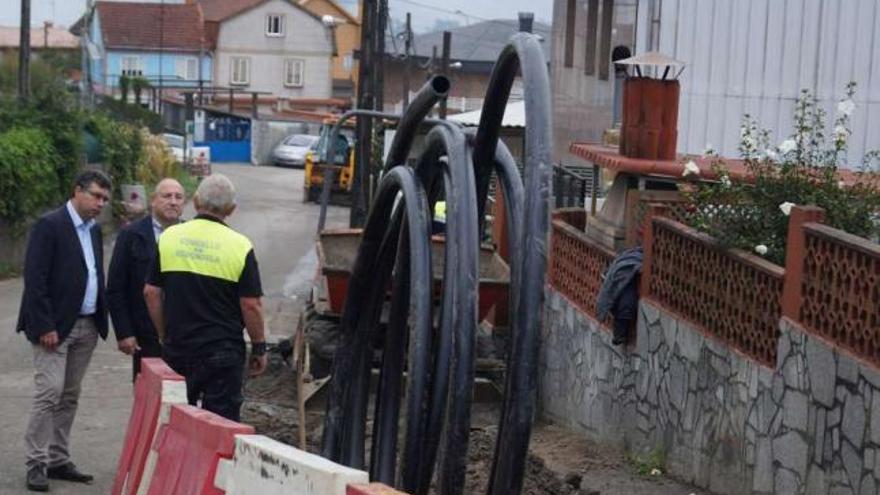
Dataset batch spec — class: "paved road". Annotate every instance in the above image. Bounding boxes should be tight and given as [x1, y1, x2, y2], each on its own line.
[0, 164, 347, 493]
[199, 164, 348, 342]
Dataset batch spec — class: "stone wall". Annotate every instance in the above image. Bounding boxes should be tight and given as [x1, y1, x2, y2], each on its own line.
[540, 288, 880, 494]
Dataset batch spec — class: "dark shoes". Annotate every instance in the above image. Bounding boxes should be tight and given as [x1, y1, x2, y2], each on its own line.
[48, 462, 94, 484]
[26, 466, 48, 492]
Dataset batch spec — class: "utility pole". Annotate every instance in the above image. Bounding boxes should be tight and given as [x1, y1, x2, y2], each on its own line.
[18, 0, 31, 102]
[373, 0, 387, 113]
[438, 30, 451, 119]
[350, 0, 375, 228]
[402, 12, 412, 110]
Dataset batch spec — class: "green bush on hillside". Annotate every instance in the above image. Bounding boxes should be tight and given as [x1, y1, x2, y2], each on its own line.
[0, 127, 62, 229]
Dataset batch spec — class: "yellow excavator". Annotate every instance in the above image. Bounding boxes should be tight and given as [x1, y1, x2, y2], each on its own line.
[302, 117, 356, 205]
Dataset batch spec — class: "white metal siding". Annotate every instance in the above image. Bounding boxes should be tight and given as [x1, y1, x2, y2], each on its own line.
[637, 0, 880, 166]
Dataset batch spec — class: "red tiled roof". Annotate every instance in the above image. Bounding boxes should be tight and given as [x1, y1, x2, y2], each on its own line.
[95, 2, 205, 51]
[0, 25, 79, 49]
[198, 0, 265, 22]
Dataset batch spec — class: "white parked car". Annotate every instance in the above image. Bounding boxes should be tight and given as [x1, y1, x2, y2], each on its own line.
[162, 133, 186, 163]
[272, 134, 319, 168]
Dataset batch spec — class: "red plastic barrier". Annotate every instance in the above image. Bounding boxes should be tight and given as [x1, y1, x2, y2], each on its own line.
[347, 483, 409, 494]
[112, 358, 184, 495]
[147, 404, 254, 495]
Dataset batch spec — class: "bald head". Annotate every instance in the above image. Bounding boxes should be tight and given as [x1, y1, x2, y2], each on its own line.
[151, 178, 185, 227]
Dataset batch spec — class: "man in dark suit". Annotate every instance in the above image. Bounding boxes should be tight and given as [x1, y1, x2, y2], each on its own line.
[108, 178, 184, 380]
[17, 170, 112, 492]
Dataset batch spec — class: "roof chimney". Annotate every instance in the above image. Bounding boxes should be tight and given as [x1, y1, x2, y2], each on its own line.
[43, 21, 53, 48]
[518, 12, 534, 33]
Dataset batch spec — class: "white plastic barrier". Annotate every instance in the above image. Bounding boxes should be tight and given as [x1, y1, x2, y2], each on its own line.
[216, 435, 369, 495]
[134, 379, 187, 495]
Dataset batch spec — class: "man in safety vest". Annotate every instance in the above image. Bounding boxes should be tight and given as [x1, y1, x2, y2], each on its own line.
[432, 200, 447, 234]
[144, 174, 267, 421]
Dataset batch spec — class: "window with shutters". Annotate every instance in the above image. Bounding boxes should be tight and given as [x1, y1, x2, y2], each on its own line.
[284, 58, 305, 87]
[176, 57, 198, 81]
[266, 14, 284, 36]
[230, 57, 250, 85]
[121, 56, 142, 76]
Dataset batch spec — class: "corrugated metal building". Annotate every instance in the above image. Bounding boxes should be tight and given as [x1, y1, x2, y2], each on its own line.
[554, 0, 880, 167]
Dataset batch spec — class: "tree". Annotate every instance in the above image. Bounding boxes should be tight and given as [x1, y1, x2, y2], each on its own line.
[119, 75, 130, 102]
[131, 77, 150, 106]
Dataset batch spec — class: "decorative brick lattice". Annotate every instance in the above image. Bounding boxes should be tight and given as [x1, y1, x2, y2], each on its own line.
[648, 217, 784, 366]
[801, 224, 880, 365]
[548, 214, 616, 322]
[629, 199, 691, 245]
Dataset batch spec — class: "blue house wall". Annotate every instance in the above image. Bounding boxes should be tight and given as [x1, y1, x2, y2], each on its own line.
[88, 11, 104, 87]
[104, 51, 212, 89]
[90, 9, 212, 92]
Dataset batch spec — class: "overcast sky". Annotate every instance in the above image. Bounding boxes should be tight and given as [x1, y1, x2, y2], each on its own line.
[1, 0, 554, 33]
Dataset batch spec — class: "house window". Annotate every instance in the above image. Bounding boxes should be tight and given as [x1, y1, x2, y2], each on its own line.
[230, 57, 250, 85]
[342, 54, 353, 70]
[121, 56, 142, 76]
[176, 57, 198, 81]
[266, 14, 285, 36]
[284, 58, 305, 87]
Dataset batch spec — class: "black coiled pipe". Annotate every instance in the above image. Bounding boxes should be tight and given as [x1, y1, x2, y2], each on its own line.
[319, 32, 551, 495]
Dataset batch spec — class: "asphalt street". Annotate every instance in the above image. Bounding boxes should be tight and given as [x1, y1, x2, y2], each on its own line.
[0, 164, 348, 493]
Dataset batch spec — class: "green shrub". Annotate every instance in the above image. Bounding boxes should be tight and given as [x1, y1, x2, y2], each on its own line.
[96, 96, 162, 133]
[86, 113, 142, 188]
[137, 128, 179, 186]
[0, 127, 62, 229]
[684, 83, 880, 265]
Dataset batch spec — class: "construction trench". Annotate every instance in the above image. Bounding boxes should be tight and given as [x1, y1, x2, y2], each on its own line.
[240, 34, 705, 495]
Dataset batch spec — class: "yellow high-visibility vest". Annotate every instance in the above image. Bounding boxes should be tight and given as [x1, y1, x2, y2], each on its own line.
[434, 201, 447, 223]
[158, 218, 253, 282]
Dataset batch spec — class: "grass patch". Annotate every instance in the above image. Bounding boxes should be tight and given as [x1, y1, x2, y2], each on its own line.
[626, 448, 666, 476]
[176, 168, 200, 197]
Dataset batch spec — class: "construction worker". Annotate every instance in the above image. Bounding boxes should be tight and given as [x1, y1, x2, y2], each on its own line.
[143, 174, 267, 421]
[432, 200, 447, 234]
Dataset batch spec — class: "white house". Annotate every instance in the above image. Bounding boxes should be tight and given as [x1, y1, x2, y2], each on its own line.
[199, 0, 334, 102]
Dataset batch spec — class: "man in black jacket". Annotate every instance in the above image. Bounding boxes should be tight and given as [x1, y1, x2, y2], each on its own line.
[107, 178, 184, 381]
[17, 170, 112, 492]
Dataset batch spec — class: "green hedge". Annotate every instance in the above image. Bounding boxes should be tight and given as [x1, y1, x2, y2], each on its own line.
[96, 97, 163, 134]
[0, 127, 62, 229]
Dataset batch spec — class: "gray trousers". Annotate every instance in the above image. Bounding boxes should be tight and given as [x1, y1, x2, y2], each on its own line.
[25, 317, 98, 469]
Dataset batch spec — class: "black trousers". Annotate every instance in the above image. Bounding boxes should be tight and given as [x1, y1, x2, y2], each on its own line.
[163, 343, 246, 422]
[132, 335, 163, 382]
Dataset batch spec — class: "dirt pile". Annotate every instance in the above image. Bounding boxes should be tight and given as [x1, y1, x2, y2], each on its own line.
[240, 353, 707, 495]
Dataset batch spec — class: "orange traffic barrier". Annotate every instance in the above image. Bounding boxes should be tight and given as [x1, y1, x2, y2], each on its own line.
[347, 483, 409, 494]
[112, 358, 185, 495]
[147, 404, 254, 495]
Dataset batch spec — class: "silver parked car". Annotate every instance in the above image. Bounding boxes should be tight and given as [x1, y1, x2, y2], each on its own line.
[272, 134, 319, 168]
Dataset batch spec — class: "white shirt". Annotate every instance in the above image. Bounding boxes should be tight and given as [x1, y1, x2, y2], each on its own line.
[152, 217, 164, 243]
[66, 201, 98, 315]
